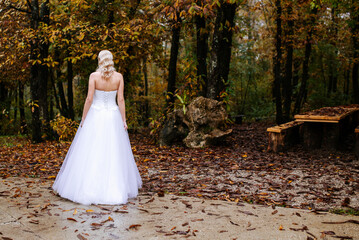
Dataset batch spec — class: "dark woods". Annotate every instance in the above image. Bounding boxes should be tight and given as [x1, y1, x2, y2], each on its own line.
[0, 0, 358, 141]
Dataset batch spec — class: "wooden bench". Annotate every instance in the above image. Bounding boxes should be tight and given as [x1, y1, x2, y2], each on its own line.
[267, 121, 303, 152]
[355, 126, 359, 158]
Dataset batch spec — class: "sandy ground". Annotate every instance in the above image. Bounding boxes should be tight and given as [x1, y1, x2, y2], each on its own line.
[1, 177, 359, 240]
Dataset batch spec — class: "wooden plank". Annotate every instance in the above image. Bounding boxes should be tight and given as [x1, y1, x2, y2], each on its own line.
[294, 114, 341, 121]
[295, 119, 339, 123]
[267, 127, 282, 133]
[294, 109, 357, 122]
[267, 121, 303, 133]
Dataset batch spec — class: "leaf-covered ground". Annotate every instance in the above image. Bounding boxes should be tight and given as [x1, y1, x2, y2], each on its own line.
[1, 122, 359, 212]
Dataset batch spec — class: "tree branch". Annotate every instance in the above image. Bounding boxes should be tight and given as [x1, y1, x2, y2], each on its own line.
[26, 0, 32, 11]
[8, 4, 31, 14]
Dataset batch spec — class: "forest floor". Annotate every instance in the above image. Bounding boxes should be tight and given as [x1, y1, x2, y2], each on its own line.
[1, 122, 359, 238]
[1, 122, 358, 211]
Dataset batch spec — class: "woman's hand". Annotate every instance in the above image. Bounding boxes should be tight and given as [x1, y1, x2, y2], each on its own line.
[124, 121, 128, 130]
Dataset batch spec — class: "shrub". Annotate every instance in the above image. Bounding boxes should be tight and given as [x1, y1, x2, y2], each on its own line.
[50, 114, 79, 141]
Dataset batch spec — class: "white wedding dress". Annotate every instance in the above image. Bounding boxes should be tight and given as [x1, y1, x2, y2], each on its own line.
[52, 89, 142, 205]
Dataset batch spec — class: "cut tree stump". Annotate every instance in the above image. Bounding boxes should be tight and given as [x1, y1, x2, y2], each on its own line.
[267, 121, 303, 152]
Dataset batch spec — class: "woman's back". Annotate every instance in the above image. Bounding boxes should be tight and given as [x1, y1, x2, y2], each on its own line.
[92, 71, 122, 91]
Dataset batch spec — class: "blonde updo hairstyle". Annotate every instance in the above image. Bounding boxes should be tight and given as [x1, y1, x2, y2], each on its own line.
[96, 50, 116, 79]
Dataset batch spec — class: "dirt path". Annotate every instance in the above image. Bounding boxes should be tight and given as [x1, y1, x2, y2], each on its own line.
[1, 177, 358, 240]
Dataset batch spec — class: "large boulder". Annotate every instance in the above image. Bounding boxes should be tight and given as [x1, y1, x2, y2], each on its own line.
[183, 97, 232, 148]
[159, 97, 232, 148]
[159, 109, 188, 146]
[183, 128, 232, 148]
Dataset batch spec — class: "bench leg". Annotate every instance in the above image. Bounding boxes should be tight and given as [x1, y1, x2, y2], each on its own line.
[356, 134, 359, 158]
[322, 123, 341, 150]
[302, 123, 322, 149]
[268, 132, 284, 152]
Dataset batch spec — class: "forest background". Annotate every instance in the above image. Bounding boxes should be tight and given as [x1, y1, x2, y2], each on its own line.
[0, 0, 358, 143]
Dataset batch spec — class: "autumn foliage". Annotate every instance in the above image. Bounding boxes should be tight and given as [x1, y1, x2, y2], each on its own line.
[0, 0, 358, 137]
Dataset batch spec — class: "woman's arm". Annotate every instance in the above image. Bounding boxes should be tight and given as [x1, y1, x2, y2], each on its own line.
[81, 74, 96, 127]
[117, 74, 127, 130]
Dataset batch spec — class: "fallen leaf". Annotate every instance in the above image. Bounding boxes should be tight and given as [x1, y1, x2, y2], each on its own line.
[230, 221, 239, 226]
[129, 224, 141, 230]
[77, 234, 87, 240]
[191, 219, 204, 222]
[322, 220, 359, 225]
[331, 236, 353, 239]
[91, 223, 103, 227]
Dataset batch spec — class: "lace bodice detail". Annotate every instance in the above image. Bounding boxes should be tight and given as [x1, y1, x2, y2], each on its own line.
[91, 90, 118, 110]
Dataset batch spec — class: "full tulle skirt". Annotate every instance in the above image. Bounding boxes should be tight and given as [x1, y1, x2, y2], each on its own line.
[52, 105, 142, 205]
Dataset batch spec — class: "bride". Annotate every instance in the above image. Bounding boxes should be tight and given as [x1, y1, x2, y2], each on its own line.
[52, 50, 142, 205]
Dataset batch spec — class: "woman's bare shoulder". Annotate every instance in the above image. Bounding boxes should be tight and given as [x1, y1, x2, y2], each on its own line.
[113, 71, 123, 78]
[90, 72, 101, 79]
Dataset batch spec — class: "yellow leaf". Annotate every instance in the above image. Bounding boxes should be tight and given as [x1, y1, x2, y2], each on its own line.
[40, 169, 46, 171]
[279, 225, 283, 230]
[47, 176, 56, 179]
[86, 209, 94, 212]
[73, 209, 78, 215]
[77, 32, 85, 41]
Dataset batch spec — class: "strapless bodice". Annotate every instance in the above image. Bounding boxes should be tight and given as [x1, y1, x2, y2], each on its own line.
[91, 90, 118, 110]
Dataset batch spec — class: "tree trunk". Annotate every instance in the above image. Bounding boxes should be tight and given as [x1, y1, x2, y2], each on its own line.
[29, 49, 42, 141]
[143, 57, 149, 125]
[344, 67, 350, 97]
[320, 52, 327, 92]
[283, 1, 294, 122]
[241, 0, 255, 114]
[107, 0, 114, 25]
[67, 60, 74, 120]
[39, 0, 51, 138]
[294, 7, 317, 114]
[207, 1, 237, 100]
[39, 43, 49, 123]
[50, 69, 61, 114]
[29, 0, 42, 142]
[13, 87, 18, 124]
[328, 6, 338, 96]
[273, 0, 283, 124]
[195, 5, 208, 96]
[292, 58, 300, 104]
[122, 0, 141, 91]
[351, 0, 359, 103]
[18, 81, 26, 134]
[49, 93, 54, 120]
[166, 15, 181, 110]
